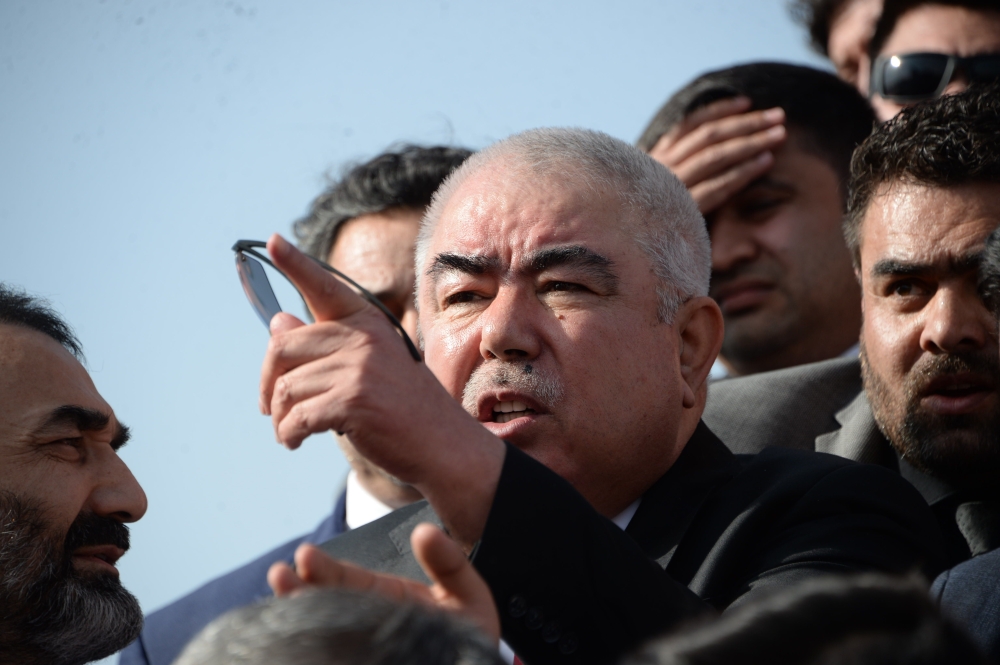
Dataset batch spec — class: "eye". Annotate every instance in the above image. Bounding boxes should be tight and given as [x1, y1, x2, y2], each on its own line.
[44, 437, 85, 461]
[444, 291, 483, 306]
[540, 281, 586, 293]
[887, 280, 931, 298]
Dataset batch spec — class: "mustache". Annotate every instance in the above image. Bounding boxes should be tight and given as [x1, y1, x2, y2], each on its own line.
[64, 513, 130, 555]
[461, 361, 564, 415]
[908, 349, 1000, 394]
[709, 259, 782, 294]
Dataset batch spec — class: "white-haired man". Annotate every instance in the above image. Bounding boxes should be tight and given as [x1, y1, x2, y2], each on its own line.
[253, 128, 943, 665]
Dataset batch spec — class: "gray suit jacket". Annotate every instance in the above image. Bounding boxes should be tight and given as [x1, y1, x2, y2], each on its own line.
[703, 356, 972, 566]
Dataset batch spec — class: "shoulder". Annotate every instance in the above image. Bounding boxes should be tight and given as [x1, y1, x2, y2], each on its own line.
[704, 357, 862, 455]
[932, 548, 1000, 661]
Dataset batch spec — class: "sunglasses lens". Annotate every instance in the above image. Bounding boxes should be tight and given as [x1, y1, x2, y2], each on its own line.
[881, 54, 950, 100]
[969, 55, 1000, 84]
[236, 253, 282, 328]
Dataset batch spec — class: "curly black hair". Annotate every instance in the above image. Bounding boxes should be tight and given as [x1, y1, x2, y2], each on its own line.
[637, 62, 875, 193]
[293, 145, 473, 262]
[0, 283, 82, 359]
[845, 84, 1000, 267]
[788, 0, 850, 56]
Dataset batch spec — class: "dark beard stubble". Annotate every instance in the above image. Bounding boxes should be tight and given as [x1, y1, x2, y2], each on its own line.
[0, 492, 143, 665]
[861, 341, 1000, 498]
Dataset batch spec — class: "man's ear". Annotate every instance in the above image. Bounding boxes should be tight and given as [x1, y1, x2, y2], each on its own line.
[674, 296, 724, 409]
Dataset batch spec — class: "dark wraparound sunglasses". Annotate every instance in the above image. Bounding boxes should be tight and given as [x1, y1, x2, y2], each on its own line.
[232, 240, 422, 362]
[871, 52, 1000, 103]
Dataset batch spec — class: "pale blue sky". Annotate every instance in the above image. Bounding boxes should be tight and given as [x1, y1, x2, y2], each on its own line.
[0, 1, 825, 661]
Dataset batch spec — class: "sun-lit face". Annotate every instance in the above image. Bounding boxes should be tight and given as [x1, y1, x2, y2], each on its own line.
[416, 161, 691, 516]
[708, 133, 860, 375]
[827, 0, 882, 93]
[0, 326, 146, 567]
[859, 182, 1000, 494]
[872, 5, 1000, 121]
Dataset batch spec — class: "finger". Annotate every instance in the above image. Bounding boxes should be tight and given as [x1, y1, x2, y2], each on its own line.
[667, 107, 784, 167]
[267, 234, 367, 323]
[689, 151, 775, 215]
[658, 96, 753, 146]
[270, 312, 306, 336]
[260, 321, 355, 417]
[275, 387, 348, 449]
[674, 124, 785, 186]
[411, 523, 500, 641]
[294, 544, 433, 604]
[268, 561, 306, 597]
[269, 352, 352, 439]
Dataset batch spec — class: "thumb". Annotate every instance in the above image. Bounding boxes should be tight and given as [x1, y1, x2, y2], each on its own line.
[269, 311, 306, 336]
[267, 233, 366, 322]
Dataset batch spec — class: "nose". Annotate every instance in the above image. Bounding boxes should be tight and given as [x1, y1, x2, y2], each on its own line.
[919, 284, 992, 355]
[710, 214, 758, 273]
[87, 451, 148, 523]
[478, 286, 542, 362]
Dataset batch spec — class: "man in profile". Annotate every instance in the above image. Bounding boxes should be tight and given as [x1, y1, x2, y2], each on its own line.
[639, 64, 874, 377]
[253, 127, 944, 665]
[0, 283, 148, 664]
[705, 85, 1000, 568]
[120, 145, 471, 665]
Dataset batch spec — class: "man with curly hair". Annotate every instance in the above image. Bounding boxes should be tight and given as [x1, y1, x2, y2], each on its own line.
[705, 85, 1000, 569]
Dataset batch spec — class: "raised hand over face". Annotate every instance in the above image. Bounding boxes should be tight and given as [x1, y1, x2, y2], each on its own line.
[258, 234, 505, 547]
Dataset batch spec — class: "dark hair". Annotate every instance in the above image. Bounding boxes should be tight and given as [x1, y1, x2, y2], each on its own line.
[789, 0, 850, 55]
[622, 574, 987, 665]
[174, 588, 503, 665]
[845, 84, 1000, 267]
[0, 283, 83, 359]
[979, 227, 1000, 316]
[293, 145, 473, 262]
[637, 62, 876, 191]
[870, 0, 1000, 58]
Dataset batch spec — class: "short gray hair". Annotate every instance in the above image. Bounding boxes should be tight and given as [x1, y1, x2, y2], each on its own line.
[174, 589, 502, 665]
[415, 128, 710, 322]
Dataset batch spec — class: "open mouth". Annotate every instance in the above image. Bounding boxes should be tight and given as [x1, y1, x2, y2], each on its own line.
[918, 373, 996, 414]
[492, 400, 537, 424]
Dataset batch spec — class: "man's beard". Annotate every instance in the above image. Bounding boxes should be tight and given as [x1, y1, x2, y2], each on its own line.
[0, 492, 143, 665]
[861, 341, 1000, 498]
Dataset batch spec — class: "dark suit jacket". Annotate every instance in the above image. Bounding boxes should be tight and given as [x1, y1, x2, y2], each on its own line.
[321, 422, 946, 665]
[703, 357, 972, 566]
[932, 547, 1000, 662]
[118, 490, 348, 665]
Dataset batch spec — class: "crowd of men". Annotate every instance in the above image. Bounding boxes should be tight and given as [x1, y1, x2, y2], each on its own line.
[2, 0, 1000, 664]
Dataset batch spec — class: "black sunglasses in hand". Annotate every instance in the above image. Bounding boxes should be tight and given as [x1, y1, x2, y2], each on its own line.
[232, 240, 422, 362]
[871, 52, 1000, 103]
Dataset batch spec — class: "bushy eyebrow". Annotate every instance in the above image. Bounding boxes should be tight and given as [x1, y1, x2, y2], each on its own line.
[37, 405, 132, 451]
[871, 253, 982, 279]
[427, 253, 502, 281]
[527, 246, 619, 293]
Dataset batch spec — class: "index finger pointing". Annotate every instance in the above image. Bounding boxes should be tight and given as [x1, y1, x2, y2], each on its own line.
[267, 233, 366, 322]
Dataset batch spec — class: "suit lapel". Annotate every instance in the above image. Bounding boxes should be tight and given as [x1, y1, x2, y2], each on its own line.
[815, 391, 898, 469]
[626, 422, 740, 568]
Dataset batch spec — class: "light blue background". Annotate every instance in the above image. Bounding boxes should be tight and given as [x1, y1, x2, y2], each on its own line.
[0, 1, 824, 661]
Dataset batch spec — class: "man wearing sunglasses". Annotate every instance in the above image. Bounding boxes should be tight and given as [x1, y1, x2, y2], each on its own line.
[253, 127, 946, 665]
[868, 0, 1000, 121]
[119, 145, 471, 665]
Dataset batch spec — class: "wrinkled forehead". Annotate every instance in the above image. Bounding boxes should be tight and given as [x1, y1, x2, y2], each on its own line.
[422, 162, 628, 274]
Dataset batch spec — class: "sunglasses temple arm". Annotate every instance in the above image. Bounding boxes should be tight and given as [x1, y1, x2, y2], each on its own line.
[240, 248, 422, 362]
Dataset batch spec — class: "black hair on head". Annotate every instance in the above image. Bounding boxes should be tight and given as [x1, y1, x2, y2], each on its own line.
[788, 0, 852, 56]
[0, 283, 83, 359]
[293, 145, 473, 263]
[846, 84, 1000, 267]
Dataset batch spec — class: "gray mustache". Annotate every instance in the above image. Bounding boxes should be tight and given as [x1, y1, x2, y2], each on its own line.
[461, 362, 564, 415]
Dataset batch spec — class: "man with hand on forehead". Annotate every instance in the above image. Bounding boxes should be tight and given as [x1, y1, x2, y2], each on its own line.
[253, 129, 943, 665]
